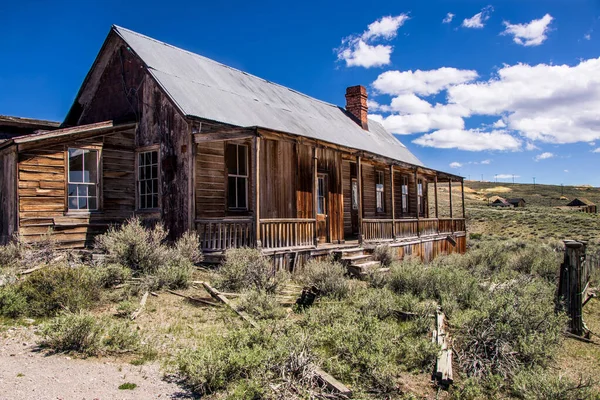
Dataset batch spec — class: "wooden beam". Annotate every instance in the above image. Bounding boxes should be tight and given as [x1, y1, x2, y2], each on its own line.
[390, 165, 395, 240]
[449, 179, 453, 233]
[434, 176, 439, 219]
[254, 136, 261, 248]
[357, 155, 363, 244]
[414, 169, 420, 236]
[313, 147, 318, 246]
[461, 180, 466, 219]
[202, 282, 259, 328]
[193, 130, 255, 143]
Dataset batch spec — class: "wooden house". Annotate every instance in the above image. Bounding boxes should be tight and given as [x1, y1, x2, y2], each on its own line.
[0, 115, 60, 140]
[490, 198, 512, 207]
[507, 198, 526, 208]
[0, 26, 466, 266]
[567, 198, 597, 213]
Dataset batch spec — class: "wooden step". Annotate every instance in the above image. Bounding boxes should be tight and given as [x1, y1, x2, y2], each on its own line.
[347, 260, 383, 278]
[337, 247, 365, 258]
[341, 254, 373, 264]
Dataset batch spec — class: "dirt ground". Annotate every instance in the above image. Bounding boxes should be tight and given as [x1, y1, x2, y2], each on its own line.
[0, 326, 194, 400]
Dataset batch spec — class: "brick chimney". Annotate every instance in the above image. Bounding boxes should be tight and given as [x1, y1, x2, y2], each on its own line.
[345, 85, 369, 130]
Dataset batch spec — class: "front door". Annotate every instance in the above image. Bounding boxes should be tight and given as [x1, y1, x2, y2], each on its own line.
[316, 174, 329, 244]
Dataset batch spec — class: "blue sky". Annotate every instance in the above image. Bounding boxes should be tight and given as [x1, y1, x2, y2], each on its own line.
[1, 0, 599, 185]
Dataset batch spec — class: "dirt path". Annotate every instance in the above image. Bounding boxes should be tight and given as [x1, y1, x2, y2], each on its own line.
[0, 326, 194, 400]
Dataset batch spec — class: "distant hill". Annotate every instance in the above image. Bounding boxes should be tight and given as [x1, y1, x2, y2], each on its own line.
[463, 181, 600, 208]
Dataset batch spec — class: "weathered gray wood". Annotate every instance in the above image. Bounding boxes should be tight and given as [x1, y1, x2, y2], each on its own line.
[166, 289, 220, 307]
[201, 282, 259, 328]
[435, 310, 453, 386]
[130, 291, 148, 320]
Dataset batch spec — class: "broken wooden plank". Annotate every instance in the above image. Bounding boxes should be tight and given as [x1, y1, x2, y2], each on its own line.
[201, 282, 259, 328]
[313, 366, 353, 397]
[130, 291, 148, 320]
[166, 289, 220, 307]
[435, 310, 453, 386]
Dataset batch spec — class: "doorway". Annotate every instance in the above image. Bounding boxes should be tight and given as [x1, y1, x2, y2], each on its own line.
[316, 173, 329, 244]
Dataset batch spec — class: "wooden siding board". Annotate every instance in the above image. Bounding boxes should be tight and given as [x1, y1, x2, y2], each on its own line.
[0, 149, 17, 244]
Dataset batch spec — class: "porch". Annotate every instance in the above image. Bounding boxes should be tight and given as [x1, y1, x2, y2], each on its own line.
[192, 127, 466, 258]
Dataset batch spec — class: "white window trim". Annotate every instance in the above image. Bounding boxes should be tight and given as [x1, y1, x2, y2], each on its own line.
[227, 143, 249, 211]
[376, 170, 385, 213]
[66, 147, 101, 213]
[135, 146, 161, 212]
[401, 176, 409, 214]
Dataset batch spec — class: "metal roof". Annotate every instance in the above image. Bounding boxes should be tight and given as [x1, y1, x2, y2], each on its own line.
[113, 26, 423, 167]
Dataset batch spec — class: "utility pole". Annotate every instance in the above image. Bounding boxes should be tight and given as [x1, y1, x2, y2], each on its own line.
[561, 184, 564, 196]
[512, 174, 515, 184]
[533, 177, 536, 188]
[481, 174, 483, 182]
[495, 174, 497, 183]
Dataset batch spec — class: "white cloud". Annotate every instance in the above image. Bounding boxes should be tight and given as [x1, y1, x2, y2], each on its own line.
[502, 14, 553, 46]
[496, 174, 520, 179]
[585, 33, 592, 40]
[525, 142, 539, 151]
[374, 112, 465, 135]
[412, 129, 522, 151]
[443, 13, 455, 24]
[338, 41, 393, 68]
[589, 142, 596, 146]
[363, 15, 410, 40]
[480, 159, 491, 164]
[534, 152, 554, 161]
[593, 148, 600, 153]
[447, 58, 600, 144]
[462, 6, 493, 29]
[449, 162, 462, 168]
[492, 119, 506, 128]
[336, 14, 409, 68]
[564, 169, 569, 173]
[373, 67, 478, 96]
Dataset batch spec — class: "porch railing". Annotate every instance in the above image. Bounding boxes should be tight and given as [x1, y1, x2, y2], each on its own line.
[195, 218, 254, 251]
[259, 218, 316, 249]
[363, 218, 466, 243]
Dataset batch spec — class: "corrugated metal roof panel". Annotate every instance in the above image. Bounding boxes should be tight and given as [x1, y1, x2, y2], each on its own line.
[113, 26, 423, 166]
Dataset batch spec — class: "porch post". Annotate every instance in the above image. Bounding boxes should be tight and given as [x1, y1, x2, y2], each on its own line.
[461, 179, 466, 219]
[357, 155, 363, 244]
[313, 146, 318, 246]
[449, 179, 453, 233]
[434, 175, 439, 233]
[414, 168, 420, 237]
[390, 165, 396, 240]
[254, 136, 261, 248]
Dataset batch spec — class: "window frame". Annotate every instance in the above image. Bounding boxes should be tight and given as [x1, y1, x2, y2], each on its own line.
[417, 178, 425, 216]
[376, 170, 385, 213]
[226, 143, 249, 211]
[65, 146, 102, 213]
[135, 145, 161, 212]
[317, 174, 327, 215]
[401, 176, 409, 215]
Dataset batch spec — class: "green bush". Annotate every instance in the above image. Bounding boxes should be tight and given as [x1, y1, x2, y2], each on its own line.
[0, 285, 27, 318]
[18, 263, 102, 317]
[175, 231, 203, 264]
[155, 257, 193, 289]
[237, 290, 286, 320]
[511, 368, 599, 400]
[94, 217, 169, 274]
[41, 312, 139, 356]
[215, 248, 284, 293]
[300, 258, 350, 299]
[453, 278, 567, 379]
[94, 263, 132, 288]
[373, 244, 396, 267]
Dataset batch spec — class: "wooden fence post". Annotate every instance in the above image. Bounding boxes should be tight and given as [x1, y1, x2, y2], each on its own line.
[558, 240, 587, 336]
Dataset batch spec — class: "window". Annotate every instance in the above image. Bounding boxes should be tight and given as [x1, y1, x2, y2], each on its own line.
[67, 148, 98, 211]
[376, 170, 384, 213]
[138, 150, 159, 209]
[401, 176, 408, 214]
[351, 179, 358, 210]
[226, 144, 248, 210]
[317, 175, 326, 214]
[418, 179, 425, 216]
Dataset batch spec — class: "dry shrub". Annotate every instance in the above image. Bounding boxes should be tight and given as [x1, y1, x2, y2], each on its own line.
[300, 258, 350, 299]
[373, 244, 396, 267]
[18, 263, 102, 317]
[511, 368, 599, 400]
[0, 285, 27, 318]
[215, 248, 285, 293]
[237, 290, 286, 320]
[41, 311, 140, 356]
[94, 218, 196, 289]
[0, 232, 57, 270]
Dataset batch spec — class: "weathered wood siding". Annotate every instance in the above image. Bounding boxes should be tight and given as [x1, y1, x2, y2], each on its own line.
[361, 162, 392, 219]
[316, 147, 343, 243]
[260, 139, 297, 218]
[0, 148, 17, 244]
[391, 234, 466, 260]
[17, 129, 136, 247]
[342, 159, 352, 237]
[296, 143, 313, 219]
[195, 141, 226, 218]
